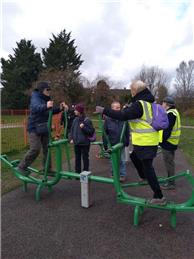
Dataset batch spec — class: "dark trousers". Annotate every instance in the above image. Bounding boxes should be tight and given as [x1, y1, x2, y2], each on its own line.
[19, 132, 50, 170]
[74, 145, 90, 173]
[130, 151, 163, 198]
[162, 149, 175, 185]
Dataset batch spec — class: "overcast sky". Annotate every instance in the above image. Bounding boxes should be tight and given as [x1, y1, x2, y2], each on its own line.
[1, 0, 194, 87]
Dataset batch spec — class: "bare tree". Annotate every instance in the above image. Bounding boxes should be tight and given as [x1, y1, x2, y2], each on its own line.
[157, 85, 168, 104]
[133, 65, 170, 97]
[174, 60, 194, 111]
[174, 60, 194, 98]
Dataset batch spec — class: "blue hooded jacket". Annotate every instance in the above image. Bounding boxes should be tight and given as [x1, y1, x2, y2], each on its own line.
[27, 90, 61, 133]
[103, 117, 129, 148]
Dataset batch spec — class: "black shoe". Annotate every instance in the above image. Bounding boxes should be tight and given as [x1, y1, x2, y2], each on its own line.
[16, 167, 31, 176]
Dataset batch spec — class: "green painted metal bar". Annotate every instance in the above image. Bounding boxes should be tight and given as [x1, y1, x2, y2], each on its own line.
[134, 206, 140, 226]
[171, 210, 177, 228]
[110, 143, 124, 153]
[64, 141, 71, 171]
[36, 183, 44, 201]
[63, 110, 68, 139]
[121, 171, 194, 188]
[60, 171, 114, 184]
[48, 139, 69, 147]
[55, 145, 62, 173]
[23, 182, 28, 192]
[60, 171, 80, 179]
[1, 155, 13, 167]
[89, 175, 114, 184]
[44, 110, 53, 181]
[48, 109, 53, 142]
[118, 190, 194, 211]
[111, 150, 122, 195]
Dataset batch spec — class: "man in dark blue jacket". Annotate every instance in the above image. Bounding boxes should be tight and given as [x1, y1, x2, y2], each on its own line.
[18, 81, 66, 175]
[103, 101, 129, 182]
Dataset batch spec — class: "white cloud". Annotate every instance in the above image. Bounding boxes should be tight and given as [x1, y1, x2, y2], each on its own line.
[2, 0, 194, 84]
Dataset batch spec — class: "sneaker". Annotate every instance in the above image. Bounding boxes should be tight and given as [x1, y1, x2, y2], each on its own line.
[120, 176, 126, 182]
[148, 197, 167, 206]
[16, 167, 31, 176]
[161, 183, 175, 190]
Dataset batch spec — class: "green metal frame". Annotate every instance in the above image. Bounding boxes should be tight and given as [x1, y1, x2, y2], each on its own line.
[1, 111, 194, 228]
[91, 114, 110, 159]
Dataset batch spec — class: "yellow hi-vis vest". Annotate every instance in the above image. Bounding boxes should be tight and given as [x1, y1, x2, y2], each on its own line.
[129, 100, 159, 146]
[167, 109, 181, 145]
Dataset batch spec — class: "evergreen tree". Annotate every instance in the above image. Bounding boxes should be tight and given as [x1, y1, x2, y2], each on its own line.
[41, 29, 84, 103]
[1, 39, 43, 108]
[42, 29, 83, 72]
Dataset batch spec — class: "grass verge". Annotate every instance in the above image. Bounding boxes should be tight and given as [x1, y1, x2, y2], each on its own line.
[179, 128, 194, 170]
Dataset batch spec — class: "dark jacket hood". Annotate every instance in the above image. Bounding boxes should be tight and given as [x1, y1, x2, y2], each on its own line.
[132, 88, 155, 103]
[32, 90, 51, 102]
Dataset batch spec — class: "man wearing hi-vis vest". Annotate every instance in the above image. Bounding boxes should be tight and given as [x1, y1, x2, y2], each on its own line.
[160, 96, 181, 190]
[96, 80, 167, 206]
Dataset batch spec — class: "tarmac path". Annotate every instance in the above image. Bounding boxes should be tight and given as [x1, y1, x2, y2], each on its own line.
[1, 145, 194, 259]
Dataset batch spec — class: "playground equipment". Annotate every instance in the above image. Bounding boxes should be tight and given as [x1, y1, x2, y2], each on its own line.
[1, 111, 194, 228]
[91, 114, 110, 159]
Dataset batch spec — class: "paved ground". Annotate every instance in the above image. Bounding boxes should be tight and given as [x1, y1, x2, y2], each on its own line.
[1, 145, 194, 259]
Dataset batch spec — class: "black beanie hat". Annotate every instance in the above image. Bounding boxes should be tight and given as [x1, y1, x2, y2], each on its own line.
[37, 81, 51, 92]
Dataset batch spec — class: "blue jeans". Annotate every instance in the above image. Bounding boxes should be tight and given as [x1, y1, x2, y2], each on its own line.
[111, 148, 126, 177]
[120, 159, 126, 177]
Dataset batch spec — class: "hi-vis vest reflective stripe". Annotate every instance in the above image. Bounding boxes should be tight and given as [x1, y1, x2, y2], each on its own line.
[167, 109, 181, 145]
[129, 101, 159, 146]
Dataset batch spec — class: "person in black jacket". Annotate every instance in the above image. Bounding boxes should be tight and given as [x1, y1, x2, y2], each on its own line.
[70, 104, 95, 174]
[103, 101, 129, 182]
[96, 80, 166, 205]
[18, 81, 66, 176]
[160, 96, 181, 190]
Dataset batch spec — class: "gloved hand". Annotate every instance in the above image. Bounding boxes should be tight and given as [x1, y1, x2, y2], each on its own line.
[95, 106, 104, 114]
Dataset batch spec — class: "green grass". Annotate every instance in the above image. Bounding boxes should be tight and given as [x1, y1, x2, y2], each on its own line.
[181, 116, 194, 126]
[179, 128, 194, 169]
[1, 115, 27, 123]
[1, 128, 27, 154]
